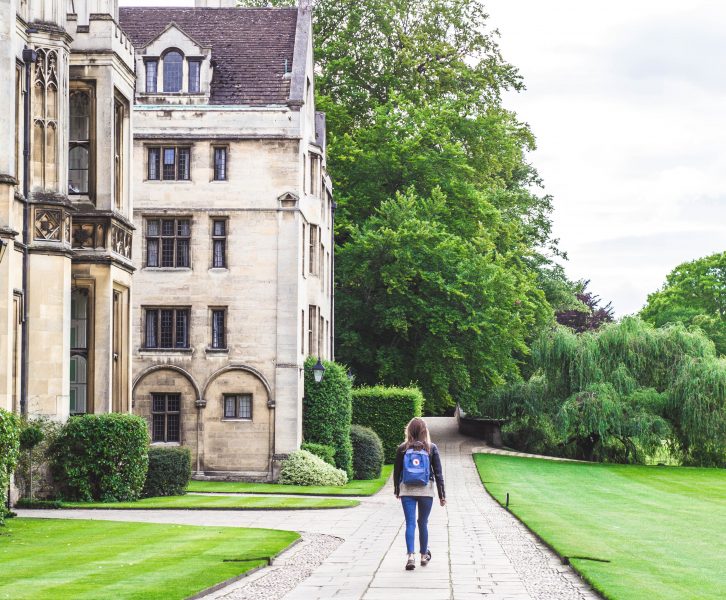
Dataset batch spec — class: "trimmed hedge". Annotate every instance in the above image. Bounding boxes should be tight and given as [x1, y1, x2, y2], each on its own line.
[142, 446, 192, 498]
[50, 413, 149, 502]
[303, 357, 353, 478]
[352, 386, 424, 463]
[279, 450, 348, 486]
[301, 442, 336, 466]
[0, 409, 21, 525]
[350, 425, 384, 480]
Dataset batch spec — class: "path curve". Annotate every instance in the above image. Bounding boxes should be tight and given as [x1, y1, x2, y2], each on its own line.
[16, 417, 599, 599]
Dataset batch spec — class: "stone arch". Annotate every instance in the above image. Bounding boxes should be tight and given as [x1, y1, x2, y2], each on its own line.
[133, 364, 202, 403]
[202, 364, 274, 407]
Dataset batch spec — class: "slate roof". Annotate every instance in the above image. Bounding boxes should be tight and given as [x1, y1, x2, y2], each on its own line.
[118, 7, 298, 106]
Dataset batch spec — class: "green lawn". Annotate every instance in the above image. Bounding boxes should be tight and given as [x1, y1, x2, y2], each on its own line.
[0, 518, 298, 600]
[59, 495, 358, 510]
[474, 454, 726, 600]
[187, 464, 393, 496]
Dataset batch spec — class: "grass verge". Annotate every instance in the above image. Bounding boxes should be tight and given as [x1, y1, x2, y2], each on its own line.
[57, 495, 358, 510]
[0, 517, 298, 600]
[474, 453, 726, 600]
[187, 464, 393, 496]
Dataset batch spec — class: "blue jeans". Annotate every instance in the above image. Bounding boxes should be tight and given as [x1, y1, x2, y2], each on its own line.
[400, 496, 433, 554]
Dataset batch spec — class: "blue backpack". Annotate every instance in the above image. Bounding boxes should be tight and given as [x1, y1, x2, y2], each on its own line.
[401, 447, 431, 486]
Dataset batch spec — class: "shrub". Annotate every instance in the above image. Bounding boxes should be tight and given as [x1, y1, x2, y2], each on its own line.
[279, 450, 348, 486]
[142, 446, 192, 498]
[301, 442, 336, 466]
[303, 357, 353, 478]
[15, 417, 61, 501]
[50, 413, 149, 502]
[502, 414, 561, 456]
[0, 409, 21, 525]
[14, 499, 62, 509]
[352, 386, 424, 462]
[350, 425, 384, 480]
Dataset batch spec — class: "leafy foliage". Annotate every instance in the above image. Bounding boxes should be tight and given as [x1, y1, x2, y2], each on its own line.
[142, 447, 192, 498]
[481, 318, 726, 465]
[351, 385, 423, 462]
[0, 409, 21, 525]
[556, 280, 614, 333]
[49, 414, 149, 502]
[641, 251, 726, 355]
[350, 425, 384, 480]
[303, 357, 353, 478]
[300, 442, 336, 466]
[279, 450, 348, 486]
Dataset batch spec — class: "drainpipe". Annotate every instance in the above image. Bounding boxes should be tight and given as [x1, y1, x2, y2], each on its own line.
[329, 201, 336, 360]
[20, 46, 37, 417]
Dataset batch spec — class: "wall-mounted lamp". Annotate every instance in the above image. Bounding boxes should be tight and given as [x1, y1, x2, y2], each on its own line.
[312, 358, 325, 384]
[0, 239, 8, 264]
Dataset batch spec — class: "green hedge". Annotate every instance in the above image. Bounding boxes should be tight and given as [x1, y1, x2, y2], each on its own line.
[303, 357, 353, 478]
[142, 446, 192, 498]
[350, 425, 384, 480]
[301, 442, 336, 466]
[50, 414, 149, 502]
[0, 409, 21, 525]
[352, 386, 424, 463]
[279, 450, 348, 486]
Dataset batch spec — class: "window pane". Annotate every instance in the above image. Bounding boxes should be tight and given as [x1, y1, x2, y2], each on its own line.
[71, 290, 88, 349]
[152, 394, 165, 413]
[213, 220, 225, 236]
[166, 414, 180, 442]
[160, 309, 174, 347]
[177, 219, 190, 236]
[152, 414, 165, 442]
[188, 60, 200, 93]
[167, 394, 180, 412]
[212, 310, 225, 348]
[213, 239, 225, 268]
[147, 239, 159, 267]
[238, 394, 252, 419]
[175, 310, 189, 348]
[148, 148, 160, 180]
[145, 60, 158, 93]
[162, 148, 176, 180]
[145, 310, 158, 348]
[161, 238, 174, 267]
[176, 239, 189, 268]
[177, 148, 190, 180]
[214, 147, 226, 181]
[69, 91, 89, 141]
[163, 51, 183, 93]
[161, 219, 174, 236]
[224, 396, 236, 418]
[68, 146, 89, 194]
[147, 219, 160, 236]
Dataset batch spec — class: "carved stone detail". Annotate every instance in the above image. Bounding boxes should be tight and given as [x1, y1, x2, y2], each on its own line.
[34, 209, 62, 241]
[110, 224, 132, 259]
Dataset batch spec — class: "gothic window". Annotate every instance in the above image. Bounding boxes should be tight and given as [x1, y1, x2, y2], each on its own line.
[32, 48, 59, 190]
[114, 97, 126, 209]
[211, 219, 227, 268]
[188, 59, 201, 93]
[213, 147, 227, 181]
[145, 60, 158, 93]
[163, 50, 183, 93]
[224, 394, 252, 420]
[210, 308, 226, 349]
[70, 289, 90, 414]
[152, 393, 180, 442]
[147, 146, 190, 181]
[145, 217, 191, 268]
[68, 89, 91, 195]
[144, 308, 190, 349]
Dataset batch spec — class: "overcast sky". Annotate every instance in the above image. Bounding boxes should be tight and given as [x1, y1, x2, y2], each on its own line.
[120, 0, 725, 315]
[488, 0, 726, 315]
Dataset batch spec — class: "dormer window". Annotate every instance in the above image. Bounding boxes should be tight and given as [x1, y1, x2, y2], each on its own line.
[145, 60, 158, 94]
[163, 50, 183, 93]
[188, 60, 201, 93]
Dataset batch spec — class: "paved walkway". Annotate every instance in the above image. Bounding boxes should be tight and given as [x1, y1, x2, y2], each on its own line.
[18, 417, 599, 600]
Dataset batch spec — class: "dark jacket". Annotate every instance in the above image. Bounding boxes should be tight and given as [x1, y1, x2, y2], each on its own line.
[393, 442, 445, 500]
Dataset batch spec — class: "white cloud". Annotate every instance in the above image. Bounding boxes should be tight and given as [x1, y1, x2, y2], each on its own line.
[489, 0, 726, 315]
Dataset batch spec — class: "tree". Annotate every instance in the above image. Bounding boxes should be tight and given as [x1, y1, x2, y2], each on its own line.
[556, 280, 614, 333]
[641, 251, 726, 355]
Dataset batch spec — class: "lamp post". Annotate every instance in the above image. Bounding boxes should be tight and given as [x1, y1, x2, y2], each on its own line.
[312, 358, 325, 383]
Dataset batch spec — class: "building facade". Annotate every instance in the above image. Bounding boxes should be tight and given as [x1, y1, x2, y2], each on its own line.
[0, 0, 135, 426]
[119, 3, 333, 480]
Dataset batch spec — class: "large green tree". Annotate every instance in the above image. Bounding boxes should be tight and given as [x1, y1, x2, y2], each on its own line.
[641, 251, 726, 355]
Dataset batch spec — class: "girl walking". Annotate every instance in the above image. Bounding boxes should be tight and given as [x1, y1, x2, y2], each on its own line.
[393, 417, 446, 570]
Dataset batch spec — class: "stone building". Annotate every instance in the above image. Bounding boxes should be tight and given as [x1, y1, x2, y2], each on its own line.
[119, 2, 334, 480]
[0, 0, 135, 423]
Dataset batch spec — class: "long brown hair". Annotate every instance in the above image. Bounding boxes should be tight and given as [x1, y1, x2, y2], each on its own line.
[404, 417, 431, 453]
